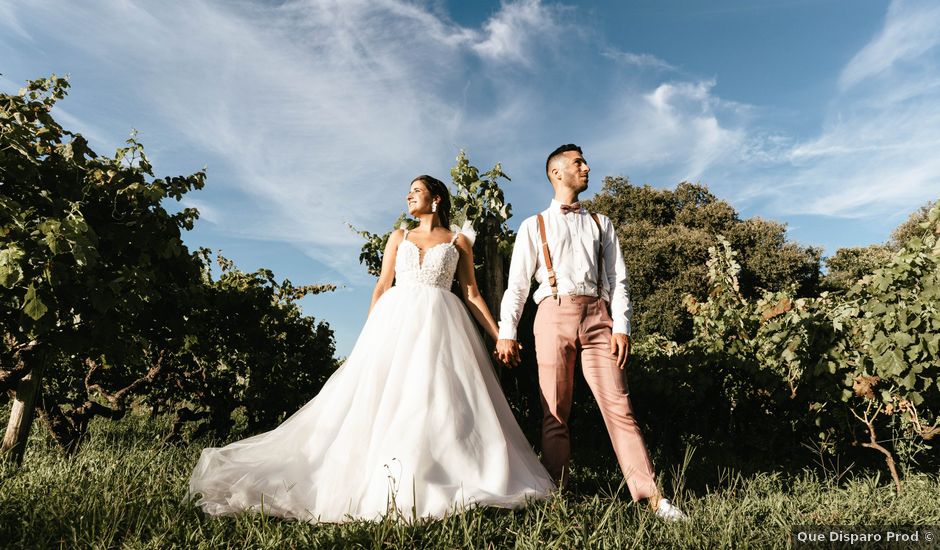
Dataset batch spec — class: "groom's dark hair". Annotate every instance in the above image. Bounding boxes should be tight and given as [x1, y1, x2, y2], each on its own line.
[412, 175, 451, 229]
[546, 144, 583, 182]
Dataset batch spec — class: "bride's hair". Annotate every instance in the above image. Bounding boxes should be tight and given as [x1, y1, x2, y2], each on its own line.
[413, 175, 451, 229]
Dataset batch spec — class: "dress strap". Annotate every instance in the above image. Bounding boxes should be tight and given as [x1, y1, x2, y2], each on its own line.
[402, 228, 409, 239]
[450, 231, 460, 244]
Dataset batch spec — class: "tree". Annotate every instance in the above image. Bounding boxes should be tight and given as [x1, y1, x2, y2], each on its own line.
[2, 77, 341, 458]
[154, 252, 337, 444]
[631, 199, 940, 485]
[823, 202, 933, 292]
[1, 76, 205, 463]
[584, 177, 822, 341]
[890, 202, 933, 246]
[834, 200, 940, 486]
[823, 245, 893, 293]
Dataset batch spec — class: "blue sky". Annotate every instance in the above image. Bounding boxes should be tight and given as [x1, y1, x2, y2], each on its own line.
[3, 0, 939, 357]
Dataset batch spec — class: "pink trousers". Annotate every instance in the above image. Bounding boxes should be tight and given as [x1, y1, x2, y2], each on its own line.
[534, 295, 657, 501]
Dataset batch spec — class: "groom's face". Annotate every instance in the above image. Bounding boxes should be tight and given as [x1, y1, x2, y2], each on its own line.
[557, 150, 590, 193]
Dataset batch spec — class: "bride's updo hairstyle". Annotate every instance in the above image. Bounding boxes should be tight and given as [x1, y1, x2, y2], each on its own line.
[413, 175, 451, 229]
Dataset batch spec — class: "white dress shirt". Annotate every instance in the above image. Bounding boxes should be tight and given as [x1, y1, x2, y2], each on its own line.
[498, 199, 632, 340]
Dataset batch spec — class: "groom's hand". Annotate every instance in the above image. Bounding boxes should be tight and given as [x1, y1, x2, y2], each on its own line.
[496, 339, 522, 368]
[611, 333, 630, 370]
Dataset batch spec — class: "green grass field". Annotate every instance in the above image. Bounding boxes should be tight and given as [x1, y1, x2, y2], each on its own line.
[2, 414, 939, 549]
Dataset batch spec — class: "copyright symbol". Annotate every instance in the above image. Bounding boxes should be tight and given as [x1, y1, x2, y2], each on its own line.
[924, 530, 933, 542]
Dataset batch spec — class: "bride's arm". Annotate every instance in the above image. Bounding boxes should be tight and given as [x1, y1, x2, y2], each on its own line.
[454, 233, 500, 342]
[369, 229, 404, 316]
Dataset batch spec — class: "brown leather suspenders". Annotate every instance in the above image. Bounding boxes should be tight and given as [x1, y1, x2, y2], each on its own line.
[536, 212, 606, 301]
[536, 213, 558, 300]
[590, 213, 605, 298]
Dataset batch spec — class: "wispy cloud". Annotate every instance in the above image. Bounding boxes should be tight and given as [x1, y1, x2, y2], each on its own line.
[0, 0, 571, 284]
[472, 0, 563, 66]
[51, 106, 116, 152]
[0, 2, 31, 41]
[6, 0, 940, 355]
[839, 0, 940, 90]
[603, 48, 676, 72]
[591, 79, 749, 184]
[4, 0, 938, 275]
[763, 0, 940, 218]
[180, 198, 221, 225]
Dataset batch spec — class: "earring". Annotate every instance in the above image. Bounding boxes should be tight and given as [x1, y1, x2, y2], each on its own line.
[432, 202, 437, 213]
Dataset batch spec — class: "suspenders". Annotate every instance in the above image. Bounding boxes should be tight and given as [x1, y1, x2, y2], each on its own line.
[536, 213, 558, 300]
[536, 212, 606, 301]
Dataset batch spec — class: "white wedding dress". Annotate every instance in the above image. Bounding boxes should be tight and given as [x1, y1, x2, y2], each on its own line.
[188, 229, 555, 522]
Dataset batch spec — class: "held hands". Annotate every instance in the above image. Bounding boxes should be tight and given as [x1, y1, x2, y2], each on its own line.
[495, 339, 523, 368]
[611, 333, 630, 370]
[496, 336, 627, 368]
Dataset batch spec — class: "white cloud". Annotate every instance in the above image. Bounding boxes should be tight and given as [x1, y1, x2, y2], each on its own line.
[0, 0, 572, 285]
[603, 48, 676, 72]
[0, 2, 31, 40]
[180, 198, 220, 225]
[839, 0, 940, 90]
[51, 106, 115, 152]
[765, 0, 940, 217]
[591, 79, 748, 184]
[7, 0, 939, 354]
[7, 0, 938, 277]
[583, 0, 940, 225]
[472, 0, 561, 66]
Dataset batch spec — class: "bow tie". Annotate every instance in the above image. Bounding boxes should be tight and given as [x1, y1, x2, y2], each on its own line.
[560, 202, 581, 214]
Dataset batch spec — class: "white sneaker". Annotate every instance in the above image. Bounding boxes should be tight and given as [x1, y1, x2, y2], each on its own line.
[654, 498, 688, 522]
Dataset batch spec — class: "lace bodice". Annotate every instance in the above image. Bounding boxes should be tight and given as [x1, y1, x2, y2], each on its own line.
[395, 231, 459, 290]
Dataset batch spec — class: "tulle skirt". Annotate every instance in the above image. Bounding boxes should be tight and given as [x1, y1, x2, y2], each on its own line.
[187, 283, 555, 522]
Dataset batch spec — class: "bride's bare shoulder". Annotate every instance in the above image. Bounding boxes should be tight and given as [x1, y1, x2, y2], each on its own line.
[384, 228, 406, 251]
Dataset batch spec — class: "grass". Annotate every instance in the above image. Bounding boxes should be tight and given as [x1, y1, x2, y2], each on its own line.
[1, 414, 939, 549]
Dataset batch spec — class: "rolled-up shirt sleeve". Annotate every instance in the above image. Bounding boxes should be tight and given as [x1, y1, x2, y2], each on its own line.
[498, 218, 538, 340]
[602, 215, 632, 335]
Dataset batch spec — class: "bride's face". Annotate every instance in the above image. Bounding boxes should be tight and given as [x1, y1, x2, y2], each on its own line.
[407, 180, 437, 216]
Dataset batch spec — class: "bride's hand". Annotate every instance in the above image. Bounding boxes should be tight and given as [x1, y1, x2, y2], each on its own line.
[495, 339, 522, 368]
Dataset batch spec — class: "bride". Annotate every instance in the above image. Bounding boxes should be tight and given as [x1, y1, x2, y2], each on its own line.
[188, 175, 555, 522]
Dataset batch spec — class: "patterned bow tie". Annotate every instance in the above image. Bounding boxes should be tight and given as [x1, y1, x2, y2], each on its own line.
[560, 202, 581, 214]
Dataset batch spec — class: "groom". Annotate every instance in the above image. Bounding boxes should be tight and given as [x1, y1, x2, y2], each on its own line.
[495, 144, 685, 520]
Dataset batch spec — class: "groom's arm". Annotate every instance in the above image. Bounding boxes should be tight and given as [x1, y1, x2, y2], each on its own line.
[601, 215, 632, 336]
[601, 215, 632, 368]
[496, 218, 538, 366]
